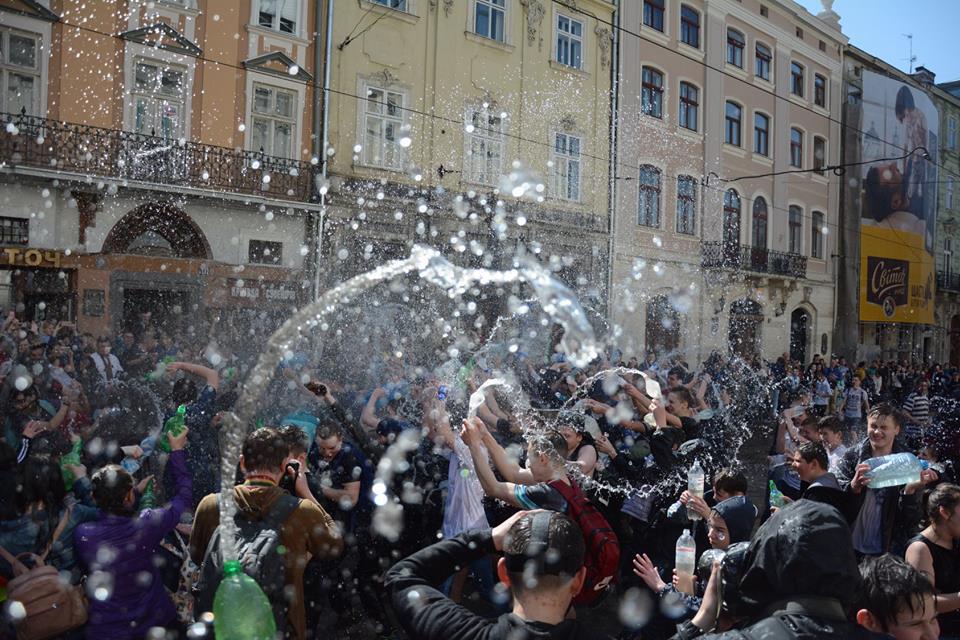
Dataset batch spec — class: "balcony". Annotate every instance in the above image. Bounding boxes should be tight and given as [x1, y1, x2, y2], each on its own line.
[702, 240, 807, 279]
[938, 271, 960, 292]
[0, 111, 317, 202]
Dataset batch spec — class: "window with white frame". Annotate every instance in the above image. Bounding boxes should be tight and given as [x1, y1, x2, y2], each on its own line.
[464, 106, 505, 185]
[361, 83, 405, 170]
[811, 211, 824, 258]
[813, 136, 826, 174]
[638, 165, 661, 227]
[552, 132, 581, 201]
[676, 175, 696, 235]
[949, 117, 957, 150]
[131, 59, 185, 138]
[251, 83, 296, 158]
[556, 15, 583, 69]
[474, 0, 506, 42]
[641, 66, 664, 118]
[791, 61, 804, 97]
[755, 42, 772, 81]
[947, 177, 954, 210]
[790, 127, 803, 167]
[0, 29, 41, 116]
[679, 82, 698, 131]
[725, 101, 742, 146]
[789, 205, 802, 254]
[727, 29, 745, 68]
[256, 0, 298, 34]
[754, 112, 769, 156]
[680, 6, 700, 48]
[371, 0, 408, 9]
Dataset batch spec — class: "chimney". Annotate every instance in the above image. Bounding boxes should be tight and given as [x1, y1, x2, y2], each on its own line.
[912, 66, 936, 86]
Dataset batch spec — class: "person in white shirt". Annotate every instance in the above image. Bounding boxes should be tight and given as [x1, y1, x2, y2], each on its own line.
[90, 336, 123, 384]
[818, 416, 848, 473]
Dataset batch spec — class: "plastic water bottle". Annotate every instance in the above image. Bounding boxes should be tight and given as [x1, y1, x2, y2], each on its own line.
[769, 480, 786, 509]
[157, 405, 187, 453]
[644, 374, 661, 399]
[866, 452, 930, 489]
[139, 478, 156, 510]
[675, 529, 696, 579]
[687, 460, 705, 521]
[212, 560, 276, 640]
[60, 439, 83, 490]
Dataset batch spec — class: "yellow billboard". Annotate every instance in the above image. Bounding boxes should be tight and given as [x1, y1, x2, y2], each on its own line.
[859, 71, 938, 324]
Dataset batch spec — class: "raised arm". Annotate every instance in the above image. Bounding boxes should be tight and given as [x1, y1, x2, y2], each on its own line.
[360, 387, 385, 431]
[461, 418, 522, 507]
[166, 362, 219, 391]
[478, 426, 534, 485]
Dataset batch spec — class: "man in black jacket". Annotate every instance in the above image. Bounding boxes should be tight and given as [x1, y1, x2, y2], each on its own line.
[386, 509, 601, 640]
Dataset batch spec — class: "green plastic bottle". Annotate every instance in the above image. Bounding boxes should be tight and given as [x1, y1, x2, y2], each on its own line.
[60, 439, 83, 491]
[158, 405, 187, 453]
[769, 480, 786, 509]
[212, 560, 277, 640]
[139, 478, 156, 510]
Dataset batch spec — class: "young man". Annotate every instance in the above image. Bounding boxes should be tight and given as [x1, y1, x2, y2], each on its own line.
[817, 416, 848, 473]
[91, 336, 123, 384]
[841, 376, 870, 437]
[812, 370, 832, 417]
[385, 509, 598, 640]
[903, 381, 931, 446]
[190, 427, 342, 640]
[856, 554, 939, 640]
[836, 403, 934, 557]
[307, 420, 373, 533]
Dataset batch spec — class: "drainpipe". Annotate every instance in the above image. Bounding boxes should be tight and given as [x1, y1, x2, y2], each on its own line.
[605, 1, 620, 325]
[313, 0, 334, 300]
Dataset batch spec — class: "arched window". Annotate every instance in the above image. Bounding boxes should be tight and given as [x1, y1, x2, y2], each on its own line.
[723, 189, 741, 246]
[727, 28, 745, 67]
[638, 165, 661, 227]
[752, 197, 768, 249]
[725, 101, 742, 146]
[646, 295, 680, 356]
[641, 66, 664, 118]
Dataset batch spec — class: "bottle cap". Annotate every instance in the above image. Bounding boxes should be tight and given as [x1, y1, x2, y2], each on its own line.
[682, 529, 690, 536]
[223, 560, 242, 577]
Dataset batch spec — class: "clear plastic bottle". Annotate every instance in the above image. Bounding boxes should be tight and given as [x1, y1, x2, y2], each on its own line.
[866, 452, 930, 489]
[687, 460, 705, 521]
[675, 529, 696, 579]
[212, 560, 277, 640]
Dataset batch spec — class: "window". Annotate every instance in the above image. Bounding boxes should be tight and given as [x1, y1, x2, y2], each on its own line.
[641, 67, 664, 118]
[725, 101, 742, 146]
[552, 132, 581, 201]
[949, 117, 957, 150]
[760, 5, 768, 17]
[723, 189, 741, 245]
[789, 205, 802, 254]
[795, 27, 803, 39]
[755, 42, 772, 81]
[790, 128, 803, 167]
[727, 29, 745, 68]
[0, 29, 40, 116]
[811, 211, 824, 259]
[814, 74, 826, 107]
[638, 165, 661, 227]
[465, 106, 505, 185]
[813, 136, 826, 173]
[361, 83, 404, 169]
[371, 0, 407, 9]
[946, 237, 954, 279]
[251, 84, 296, 159]
[676, 176, 697, 235]
[556, 15, 583, 69]
[680, 6, 700, 48]
[754, 112, 769, 156]
[752, 197, 768, 248]
[643, 0, 665, 32]
[256, 0, 298, 34]
[679, 82, 699, 131]
[474, 0, 506, 42]
[132, 60, 185, 138]
[819, 40, 827, 52]
[249, 240, 283, 265]
[948, 177, 954, 210]
[0, 216, 28, 245]
[791, 62, 804, 97]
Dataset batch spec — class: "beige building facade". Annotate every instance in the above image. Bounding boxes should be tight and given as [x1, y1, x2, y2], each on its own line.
[611, 0, 846, 364]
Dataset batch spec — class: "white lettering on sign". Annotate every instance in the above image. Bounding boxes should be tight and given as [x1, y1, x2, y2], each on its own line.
[230, 286, 260, 299]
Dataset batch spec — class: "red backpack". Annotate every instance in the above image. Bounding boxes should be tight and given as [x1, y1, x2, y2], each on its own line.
[548, 476, 620, 605]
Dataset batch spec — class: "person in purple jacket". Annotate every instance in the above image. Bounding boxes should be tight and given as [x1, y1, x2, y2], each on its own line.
[74, 427, 191, 639]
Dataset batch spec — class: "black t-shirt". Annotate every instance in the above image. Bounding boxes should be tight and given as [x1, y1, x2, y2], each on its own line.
[309, 442, 372, 530]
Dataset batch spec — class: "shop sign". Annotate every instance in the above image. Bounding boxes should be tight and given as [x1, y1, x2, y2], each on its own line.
[2, 248, 63, 268]
[229, 279, 260, 300]
[226, 279, 299, 303]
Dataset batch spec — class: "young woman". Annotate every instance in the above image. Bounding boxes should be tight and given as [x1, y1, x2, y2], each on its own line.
[557, 413, 597, 479]
[906, 483, 960, 640]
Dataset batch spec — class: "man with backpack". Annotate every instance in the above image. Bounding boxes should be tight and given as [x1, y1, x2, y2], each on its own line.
[461, 416, 620, 606]
[189, 426, 343, 640]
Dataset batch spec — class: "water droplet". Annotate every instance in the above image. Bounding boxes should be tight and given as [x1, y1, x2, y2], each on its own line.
[399, 136, 412, 148]
[288, 64, 299, 76]
[337, 248, 349, 260]
[353, 144, 362, 154]
[238, 123, 246, 132]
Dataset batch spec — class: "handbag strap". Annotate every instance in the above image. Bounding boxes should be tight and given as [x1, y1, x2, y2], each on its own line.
[0, 543, 29, 577]
[37, 506, 72, 562]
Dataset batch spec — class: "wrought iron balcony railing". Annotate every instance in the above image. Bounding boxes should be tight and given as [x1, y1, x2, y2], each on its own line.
[938, 271, 960, 292]
[0, 111, 317, 202]
[702, 240, 807, 279]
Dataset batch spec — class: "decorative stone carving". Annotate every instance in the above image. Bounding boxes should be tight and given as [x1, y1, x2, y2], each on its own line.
[559, 114, 576, 132]
[595, 26, 613, 69]
[443, 0, 453, 16]
[519, 0, 546, 48]
[374, 68, 398, 87]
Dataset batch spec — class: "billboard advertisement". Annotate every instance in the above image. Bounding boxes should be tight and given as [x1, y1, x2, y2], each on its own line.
[859, 70, 937, 324]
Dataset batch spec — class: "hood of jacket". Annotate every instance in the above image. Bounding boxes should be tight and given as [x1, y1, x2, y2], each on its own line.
[712, 495, 758, 544]
[232, 483, 286, 522]
[737, 500, 859, 617]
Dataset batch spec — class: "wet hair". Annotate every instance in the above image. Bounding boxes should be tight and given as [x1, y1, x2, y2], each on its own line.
[796, 441, 829, 471]
[277, 424, 309, 457]
[667, 366, 686, 381]
[91, 464, 135, 516]
[857, 554, 935, 632]
[18, 454, 67, 521]
[669, 386, 696, 408]
[867, 402, 904, 428]
[241, 427, 288, 473]
[169, 378, 198, 406]
[817, 415, 844, 435]
[926, 483, 960, 524]
[503, 512, 585, 596]
[315, 420, 343, 442]
[863, 165, 900, 223]
[895, 85, 915, 120]
[714, 468, 748, 496]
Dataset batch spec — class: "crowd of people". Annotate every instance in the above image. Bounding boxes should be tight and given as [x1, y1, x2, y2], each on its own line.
[1, 309, 960, 640]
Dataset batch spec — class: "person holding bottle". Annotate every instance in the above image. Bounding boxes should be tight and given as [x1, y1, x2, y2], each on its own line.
[906, 483, 960, 640]
[836, 403, 937, 557]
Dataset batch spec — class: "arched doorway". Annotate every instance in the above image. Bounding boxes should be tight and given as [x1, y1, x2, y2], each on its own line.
[790, 308, 812, 364]
[951, 315, 960, 366]
[729, 299, 763, 361]
[102, 202, 212, 259]
[646, 295, 680, 357]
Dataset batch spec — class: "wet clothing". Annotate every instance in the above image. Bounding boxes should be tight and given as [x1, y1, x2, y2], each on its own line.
[386, 528, 603, 640]
[307, 441, 373, 533]
[514, 481, 569, 513]
[74, 449, 192, 640]
[909, 534, 960, 636]
[190, 481, 343, 640]
[711, 496, 757, 544]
